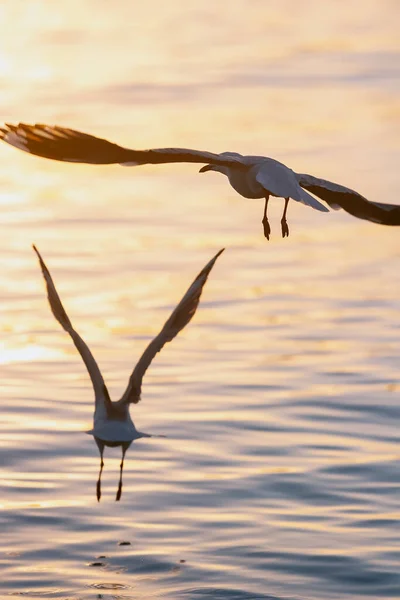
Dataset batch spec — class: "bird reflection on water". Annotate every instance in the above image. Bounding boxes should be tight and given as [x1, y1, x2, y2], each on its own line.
[33, 245, 224, 501]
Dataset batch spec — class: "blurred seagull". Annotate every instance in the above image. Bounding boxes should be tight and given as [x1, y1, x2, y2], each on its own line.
[33, 245, 224, 501]
[3, 124, 400, 238]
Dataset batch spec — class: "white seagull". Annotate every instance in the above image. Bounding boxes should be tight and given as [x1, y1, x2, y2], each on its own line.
[33, 245, 224, 501]
[3, 124, 400, 237]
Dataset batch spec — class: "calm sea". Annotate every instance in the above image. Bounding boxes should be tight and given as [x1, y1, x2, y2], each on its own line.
[1, 2, 399, 598]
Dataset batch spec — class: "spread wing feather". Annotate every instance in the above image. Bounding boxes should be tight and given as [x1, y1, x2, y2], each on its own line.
[33, 246, 111, 409]
[297, 173, 400, 225]
[1, 123, 245, 168]
[116, 249, 224, 407]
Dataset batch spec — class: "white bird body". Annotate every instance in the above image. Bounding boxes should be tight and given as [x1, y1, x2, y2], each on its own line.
[87, 406, 141, 444]
[2, 123, 400, 233]
[211, 153, 327, 211]
[33, 245, 224, 500]
[228, 166, 265, 198]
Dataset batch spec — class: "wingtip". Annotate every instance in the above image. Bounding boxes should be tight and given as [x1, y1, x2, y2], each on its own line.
[32, 244, 46, 271]
[196, 248, 225, 281]
[211, 247, 225, 262]
[0, 123, 12, 139]
[205, 247, 225, 270]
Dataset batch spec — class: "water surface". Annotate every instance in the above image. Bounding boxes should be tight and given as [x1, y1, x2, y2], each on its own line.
[0, 2, 399, 598]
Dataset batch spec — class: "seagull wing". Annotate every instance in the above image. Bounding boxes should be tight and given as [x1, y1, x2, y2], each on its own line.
[1, 123, 245, 168]
[33, 246, 112, 409]
[297, 173, 400, 226]
[115, 249, 224, 407]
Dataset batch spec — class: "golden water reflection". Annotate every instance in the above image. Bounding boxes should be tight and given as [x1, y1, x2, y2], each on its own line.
[1, 1, 399, 598]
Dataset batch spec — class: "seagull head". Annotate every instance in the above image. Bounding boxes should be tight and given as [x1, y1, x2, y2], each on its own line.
[199, 152, 242, 175]
[199, 163, 216, 173]
[199, 163, 230, 176]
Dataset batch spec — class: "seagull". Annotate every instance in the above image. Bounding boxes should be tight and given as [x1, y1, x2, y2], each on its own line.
[33, 245, 224, 501]
[3, 124, 400, 237]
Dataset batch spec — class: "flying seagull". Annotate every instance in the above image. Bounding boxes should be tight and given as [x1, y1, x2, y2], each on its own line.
[3, 124, 400, 237]
[33, 245, 224, 501]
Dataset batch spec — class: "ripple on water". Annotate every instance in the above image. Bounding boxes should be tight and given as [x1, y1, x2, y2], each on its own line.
[1, 2, 400, 599]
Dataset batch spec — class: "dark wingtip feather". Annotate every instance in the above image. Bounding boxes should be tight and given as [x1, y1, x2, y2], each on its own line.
[208, 247, 225, 271]
[33, 244, 73, 332]
[33, 244, 54, 291]
[32, 244, 46, 272]
[194, 247, 225, 283]
[32, 243, 42, 263]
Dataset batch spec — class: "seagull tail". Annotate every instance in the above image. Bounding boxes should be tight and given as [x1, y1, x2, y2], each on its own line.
[298, 187, 330, 212]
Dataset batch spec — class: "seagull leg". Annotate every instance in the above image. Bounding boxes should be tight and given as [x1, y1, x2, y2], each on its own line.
[96, 441, 105, 502]
[281, 198, 290, 238]
[116, 443, 129, 502]
[262, 196, 271, 240]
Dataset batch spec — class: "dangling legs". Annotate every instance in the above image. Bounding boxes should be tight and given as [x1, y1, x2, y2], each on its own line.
[116, 443, 130, 502]
[262, 196, 270, 240]
[95, 439, 105, 502]
[281, 198, 290, 238]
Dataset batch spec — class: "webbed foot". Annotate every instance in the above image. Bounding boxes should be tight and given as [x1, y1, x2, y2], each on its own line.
[262, 217, 271, 240]
[281, 219, 289, 238]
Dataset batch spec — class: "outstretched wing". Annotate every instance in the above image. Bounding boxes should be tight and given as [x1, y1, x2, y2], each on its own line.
[297, 173, 400, 226]
[115, 249, 224, 407]
[33, 246, 111, 409]
[1, 123, 245, 168]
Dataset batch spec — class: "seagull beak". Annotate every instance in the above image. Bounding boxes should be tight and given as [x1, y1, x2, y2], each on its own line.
[199, 164, 213, 173]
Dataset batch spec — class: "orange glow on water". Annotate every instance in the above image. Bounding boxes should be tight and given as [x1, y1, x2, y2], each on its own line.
[0, 2, 399, 598]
